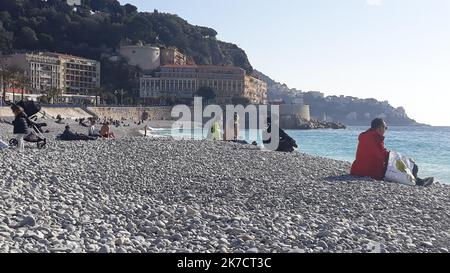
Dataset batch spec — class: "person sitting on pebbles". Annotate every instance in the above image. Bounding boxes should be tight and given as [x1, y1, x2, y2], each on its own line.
[263, 117, 298, 152]
[88, 120, 102, 138]
[55, 114, 64, 124]
[100, 122, 116, 139]
[58, 125, 96, 141]
[351, 118, 434, 187]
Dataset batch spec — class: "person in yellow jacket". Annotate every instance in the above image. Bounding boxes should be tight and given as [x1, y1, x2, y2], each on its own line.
[208, 119, 223, 141]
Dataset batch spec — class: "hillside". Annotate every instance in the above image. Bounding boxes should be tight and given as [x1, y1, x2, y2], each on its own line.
[0, 0, 253, 95]
[253, 70, 423, 126]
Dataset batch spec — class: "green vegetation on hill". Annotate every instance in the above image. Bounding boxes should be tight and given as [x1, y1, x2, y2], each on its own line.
[0, 0, 253, 96]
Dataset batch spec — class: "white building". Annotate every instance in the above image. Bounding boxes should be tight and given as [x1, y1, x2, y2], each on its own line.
[1, 53, 62, 92]
[1, 52, 100, 95]
[119, 45, 161, 71]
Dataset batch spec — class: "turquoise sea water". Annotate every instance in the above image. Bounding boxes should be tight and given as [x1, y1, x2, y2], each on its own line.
[155, 126, 450, 184]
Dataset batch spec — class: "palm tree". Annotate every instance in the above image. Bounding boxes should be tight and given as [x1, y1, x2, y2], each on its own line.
[91, 87, 106, 106]
[15, 72, 30, 101]
[0, 65, 23, 103]
[196, 86, 216, 104]
[46, 87, 63, 104]
[98, 90, 116, 106]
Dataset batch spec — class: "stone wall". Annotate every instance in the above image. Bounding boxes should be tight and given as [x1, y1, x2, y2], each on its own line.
[0, 107, 13, 118]
[0, 107, 92, 119]
[87, 107, 175, 121]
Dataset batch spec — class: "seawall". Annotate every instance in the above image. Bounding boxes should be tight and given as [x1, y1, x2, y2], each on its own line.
[87, 107, 174, 121]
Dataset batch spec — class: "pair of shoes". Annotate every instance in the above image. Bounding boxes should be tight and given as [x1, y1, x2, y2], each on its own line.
[416, 177, 434, 187]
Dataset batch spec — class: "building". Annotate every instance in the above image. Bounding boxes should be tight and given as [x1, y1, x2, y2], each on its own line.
[279, 104, 311, 121]
[1, 52, 100, 99]
[160, 47, 187, 66]
[1, 53, 62, 92]
[244, 75, 267, 104]
[56, 53, 101, 94]
[140, 65, 267, 105]
[119, 45, 161, 71]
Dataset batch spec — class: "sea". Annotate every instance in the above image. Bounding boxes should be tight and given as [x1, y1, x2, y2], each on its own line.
[153, 126, 450, 184]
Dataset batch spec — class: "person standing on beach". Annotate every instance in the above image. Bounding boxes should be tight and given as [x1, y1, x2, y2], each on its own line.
[208, 119, 223, 141]
[351, 118, 433, 186]
[223, 113, 240, 141]
[233, 113, 240, 141]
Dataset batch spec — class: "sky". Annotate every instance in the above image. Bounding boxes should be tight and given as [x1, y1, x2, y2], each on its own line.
[119, 0, 450, 126]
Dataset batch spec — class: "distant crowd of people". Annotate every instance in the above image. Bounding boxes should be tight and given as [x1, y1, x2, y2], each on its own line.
[57, 117, 117, 141]
[1, 103, 434, 187]
[207, 113, 298, 152]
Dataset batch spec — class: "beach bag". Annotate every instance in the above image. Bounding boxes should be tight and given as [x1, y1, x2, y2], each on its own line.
[384, 151, 416, 186]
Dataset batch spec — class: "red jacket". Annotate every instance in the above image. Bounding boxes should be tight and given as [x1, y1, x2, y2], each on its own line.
[351, 129, 390, 180]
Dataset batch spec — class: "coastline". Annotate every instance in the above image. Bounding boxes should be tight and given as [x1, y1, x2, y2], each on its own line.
[1, 119, 449, 253]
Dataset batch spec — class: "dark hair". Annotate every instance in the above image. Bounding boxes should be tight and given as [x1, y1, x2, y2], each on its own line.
[371, 118, 385, 129]
[11, 105, 23, 113]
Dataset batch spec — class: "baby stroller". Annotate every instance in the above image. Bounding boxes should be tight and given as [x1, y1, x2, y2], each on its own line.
[5, 100, 48, 149]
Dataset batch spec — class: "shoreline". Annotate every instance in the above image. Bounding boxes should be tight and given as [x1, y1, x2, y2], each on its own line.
[1, 118, 449, 253]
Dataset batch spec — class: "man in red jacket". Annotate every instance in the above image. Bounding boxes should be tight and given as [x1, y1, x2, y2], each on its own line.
[351, 118, 433, 186]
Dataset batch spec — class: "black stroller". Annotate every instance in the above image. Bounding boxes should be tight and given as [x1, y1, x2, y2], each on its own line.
[5, 100, 48, 149]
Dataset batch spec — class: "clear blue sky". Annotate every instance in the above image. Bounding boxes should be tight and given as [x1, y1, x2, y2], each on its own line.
[119, 0, 450, 126]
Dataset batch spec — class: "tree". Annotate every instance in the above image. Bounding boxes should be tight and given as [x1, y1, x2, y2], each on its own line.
[124, 4, 137, 14]
[0, 65, 24, 102]
[123, 96, 133, 106]
[232, 96, 251, 106]
[14, 72, 30, 101]
[98, 90, 116, 105]
[15, 27, 39, 49]
[196, 86, 216, 104]
[0, 23, 13, 52]
[46, 87, 63, 104]
[91, 86, 106, 106]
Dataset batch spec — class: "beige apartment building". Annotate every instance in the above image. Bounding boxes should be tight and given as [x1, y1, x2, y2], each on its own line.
[57, 53, 101, 94]
[244, 75, 268, 105]
[160, 47, 187, 66]
[140, 64, 267, 105]
[1, 53, 62, 92]
[1, 52, 100, 96]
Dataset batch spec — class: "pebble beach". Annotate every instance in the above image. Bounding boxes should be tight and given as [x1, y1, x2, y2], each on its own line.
[0, 118, 449, 253]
